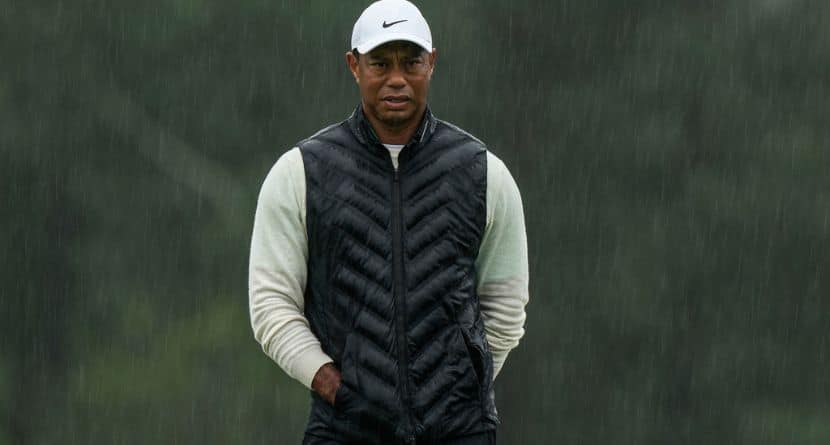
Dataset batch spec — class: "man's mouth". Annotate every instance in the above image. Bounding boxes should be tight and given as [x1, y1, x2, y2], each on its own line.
[383, 96, 410, 109]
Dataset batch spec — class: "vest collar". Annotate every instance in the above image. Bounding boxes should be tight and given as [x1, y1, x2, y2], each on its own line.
[348, 104, 437, 150]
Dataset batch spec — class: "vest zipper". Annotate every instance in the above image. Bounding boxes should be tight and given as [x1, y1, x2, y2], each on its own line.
[392, 160, 416, 444]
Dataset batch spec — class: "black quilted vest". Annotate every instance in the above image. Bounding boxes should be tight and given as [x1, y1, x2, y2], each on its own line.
[300, 106, 497, 444]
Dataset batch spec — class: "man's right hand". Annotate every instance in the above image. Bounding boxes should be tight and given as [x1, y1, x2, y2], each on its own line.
[311, 362, 342, 406]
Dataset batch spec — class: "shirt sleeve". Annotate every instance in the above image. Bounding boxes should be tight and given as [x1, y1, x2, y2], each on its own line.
[476, 152, 530, 380]
[248, 147, 333, 389]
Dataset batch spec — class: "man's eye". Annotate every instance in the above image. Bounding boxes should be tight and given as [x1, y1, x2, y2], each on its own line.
[370, 62, 386, 68]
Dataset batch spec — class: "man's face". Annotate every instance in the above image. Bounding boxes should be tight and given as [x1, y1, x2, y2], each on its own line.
[346, 41, 436, 130]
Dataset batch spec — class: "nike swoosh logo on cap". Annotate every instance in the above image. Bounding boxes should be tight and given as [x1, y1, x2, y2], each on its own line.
[382, 19, 408, 28]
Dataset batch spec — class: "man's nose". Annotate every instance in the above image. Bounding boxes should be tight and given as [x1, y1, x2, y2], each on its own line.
[386, 63, 407, 88]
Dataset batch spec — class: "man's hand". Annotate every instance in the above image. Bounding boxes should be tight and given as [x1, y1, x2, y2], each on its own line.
[312, 362, 342, 406]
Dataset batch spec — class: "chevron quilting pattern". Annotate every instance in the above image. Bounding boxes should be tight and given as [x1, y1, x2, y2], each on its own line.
[299, 115, 493, 439]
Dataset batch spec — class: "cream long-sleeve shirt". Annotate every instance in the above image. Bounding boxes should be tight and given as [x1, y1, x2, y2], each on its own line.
[249, 145, 529, 390]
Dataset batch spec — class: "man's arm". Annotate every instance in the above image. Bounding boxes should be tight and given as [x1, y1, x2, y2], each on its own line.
[248, 147, 335, 392]
[476, 152, 530, 380]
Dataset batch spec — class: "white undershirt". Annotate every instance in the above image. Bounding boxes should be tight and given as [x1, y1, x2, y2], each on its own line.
[383, 144, 405, 170]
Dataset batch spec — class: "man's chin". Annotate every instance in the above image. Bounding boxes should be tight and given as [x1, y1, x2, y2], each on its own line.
[378, 110, 417, 128]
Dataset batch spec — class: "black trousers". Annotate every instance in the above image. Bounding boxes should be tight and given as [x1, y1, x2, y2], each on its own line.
[302, 430, 496, 445]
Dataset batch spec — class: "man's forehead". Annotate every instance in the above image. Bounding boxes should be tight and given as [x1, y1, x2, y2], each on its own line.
[366, 41, 427, 57]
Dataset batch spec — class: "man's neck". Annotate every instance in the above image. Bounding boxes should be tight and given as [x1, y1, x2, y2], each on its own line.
[362, 104, 425, 145]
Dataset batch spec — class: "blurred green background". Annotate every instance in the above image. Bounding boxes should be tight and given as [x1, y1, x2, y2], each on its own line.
[2, 0, 829, 443]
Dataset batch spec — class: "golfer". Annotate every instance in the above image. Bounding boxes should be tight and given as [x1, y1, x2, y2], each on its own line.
[249, 1, 529, 443]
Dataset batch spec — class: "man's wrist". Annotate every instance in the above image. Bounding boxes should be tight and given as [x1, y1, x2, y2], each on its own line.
[311, 362, 341, 405]
[293, 347, 335, 390]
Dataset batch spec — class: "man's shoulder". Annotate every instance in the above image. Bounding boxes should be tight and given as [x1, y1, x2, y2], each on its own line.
[295, 119, 352, 151]
[433, 118, 488, 152]
[431, 119, 514, 179]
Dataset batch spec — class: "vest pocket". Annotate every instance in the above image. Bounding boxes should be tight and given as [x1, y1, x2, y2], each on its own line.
[459, 326, 486, 397]
[333, 335, 397, 435]
[333, 379, 398, 436]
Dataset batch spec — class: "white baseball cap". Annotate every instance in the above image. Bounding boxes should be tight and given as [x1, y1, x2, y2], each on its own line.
[351, 0, 433, 54]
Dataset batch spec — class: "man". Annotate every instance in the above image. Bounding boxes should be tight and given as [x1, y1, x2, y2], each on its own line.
[248, 1, 528, 444]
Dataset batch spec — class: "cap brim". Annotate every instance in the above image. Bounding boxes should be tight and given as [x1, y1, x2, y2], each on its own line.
[355, 33, 432, 54]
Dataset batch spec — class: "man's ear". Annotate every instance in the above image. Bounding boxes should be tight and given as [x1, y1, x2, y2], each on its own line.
[345, 51, 360, 84]
[428, 48, 437, 78]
